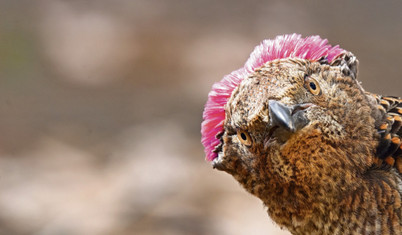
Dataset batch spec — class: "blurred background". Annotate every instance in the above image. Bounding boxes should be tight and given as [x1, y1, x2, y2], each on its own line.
[0, 0, 401, 234]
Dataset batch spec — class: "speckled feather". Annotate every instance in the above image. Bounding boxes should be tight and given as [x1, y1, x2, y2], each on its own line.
[372, 94, 402, 173]
[202, 35, 402, 234]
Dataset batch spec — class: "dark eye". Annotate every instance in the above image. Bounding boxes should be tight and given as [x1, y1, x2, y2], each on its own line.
[304, 77, 321, 96]
[309, 82, 317, 90]
[237, 130, 252, 146]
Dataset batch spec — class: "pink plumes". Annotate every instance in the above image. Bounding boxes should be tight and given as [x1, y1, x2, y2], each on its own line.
[201, 34, 345, 161]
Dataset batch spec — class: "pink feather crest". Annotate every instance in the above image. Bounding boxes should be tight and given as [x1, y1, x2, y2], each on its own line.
[201, 34, 345, 161]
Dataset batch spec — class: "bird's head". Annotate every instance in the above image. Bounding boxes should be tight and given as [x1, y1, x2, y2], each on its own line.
[201, 34, 379, 204]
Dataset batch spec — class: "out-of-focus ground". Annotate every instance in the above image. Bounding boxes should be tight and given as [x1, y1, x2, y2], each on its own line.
[0, 1, 401, 234]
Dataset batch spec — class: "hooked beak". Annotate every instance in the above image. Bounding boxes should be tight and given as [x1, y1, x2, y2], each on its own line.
[268, 100, 312, 133]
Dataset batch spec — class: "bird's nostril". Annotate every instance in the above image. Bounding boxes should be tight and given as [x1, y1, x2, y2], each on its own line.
[291, 103, 313, 116]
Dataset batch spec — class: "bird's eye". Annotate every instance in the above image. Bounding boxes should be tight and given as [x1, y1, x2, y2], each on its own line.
[304, 77, 321, 96]
[237, 130, 252, 146]
[309, 82, 316, 90]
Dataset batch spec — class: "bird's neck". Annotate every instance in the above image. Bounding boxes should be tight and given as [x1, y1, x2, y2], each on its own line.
[260, 170, 402, 234]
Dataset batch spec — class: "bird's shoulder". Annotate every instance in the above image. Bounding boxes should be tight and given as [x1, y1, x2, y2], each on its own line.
[368, 93, 402, 174]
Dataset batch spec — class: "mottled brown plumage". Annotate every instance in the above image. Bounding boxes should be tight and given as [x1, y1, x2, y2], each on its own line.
[212, 53, 402, 234]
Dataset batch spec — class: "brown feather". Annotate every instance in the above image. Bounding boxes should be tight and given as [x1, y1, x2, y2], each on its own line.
[372, 94, 402, 174]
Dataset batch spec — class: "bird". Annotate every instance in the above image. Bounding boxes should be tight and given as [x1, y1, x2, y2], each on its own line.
[201, 34, 402, 234]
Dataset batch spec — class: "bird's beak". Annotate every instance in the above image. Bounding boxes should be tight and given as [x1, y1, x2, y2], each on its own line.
[268, 100, 312, 132]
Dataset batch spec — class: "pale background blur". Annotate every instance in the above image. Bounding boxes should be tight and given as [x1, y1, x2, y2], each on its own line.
[0, 1, 401, 234]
